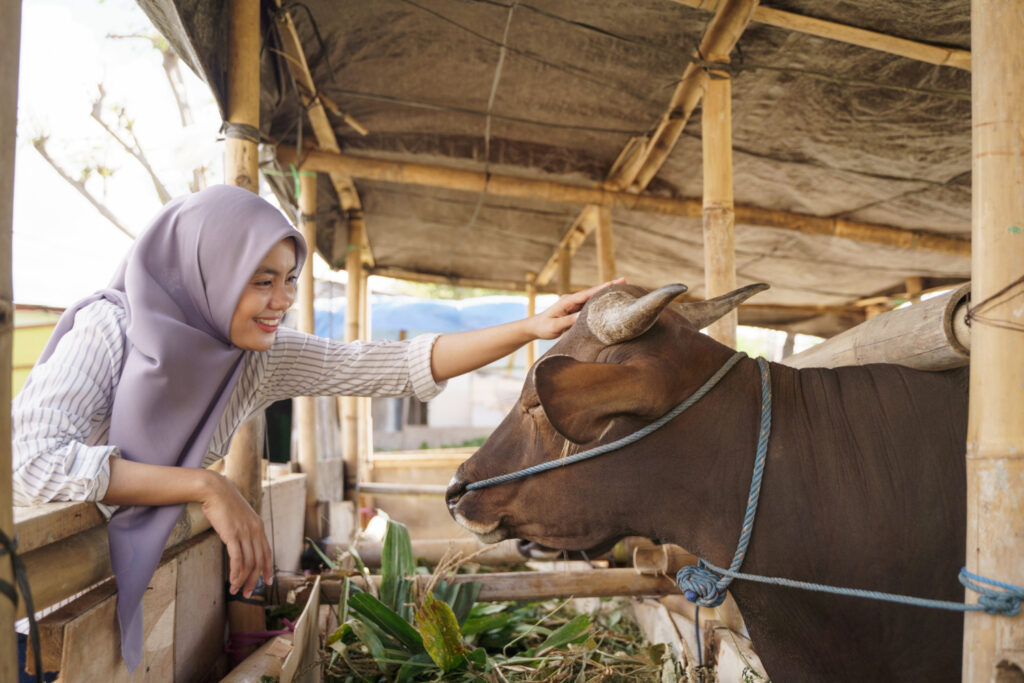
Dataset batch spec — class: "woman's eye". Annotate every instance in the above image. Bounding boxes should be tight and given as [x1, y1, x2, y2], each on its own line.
[286, 275, 298, 286]
[252, 280, 272, 288]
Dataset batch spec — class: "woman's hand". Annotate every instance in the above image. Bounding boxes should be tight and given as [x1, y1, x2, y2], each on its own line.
[199, 471, 274, 598]
[529, 278, 626, 339]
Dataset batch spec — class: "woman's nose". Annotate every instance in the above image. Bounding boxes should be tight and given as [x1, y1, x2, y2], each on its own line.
[270, 285, 294, 310]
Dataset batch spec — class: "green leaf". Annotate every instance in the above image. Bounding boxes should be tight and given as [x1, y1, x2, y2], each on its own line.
[326, 622, 351, 647]
[461, 610, 514, 637]
[526, 614, 592, 656]
[348, 619, 390, 673]
[395, 652, 435, 683]
[349, 592, 424, 654]
[447, 581, 482, 626]
[380, 521, 415, 618]
[304, 536, 339, 570]
[466, 647, 489, 670]
[338, 575, 351, 626]
[415, 592, 469, 672]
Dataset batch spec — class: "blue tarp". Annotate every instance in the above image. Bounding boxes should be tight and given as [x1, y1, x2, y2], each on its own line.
[315, 295, 540, 340]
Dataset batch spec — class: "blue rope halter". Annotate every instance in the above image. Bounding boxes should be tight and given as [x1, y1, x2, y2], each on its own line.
[465, 351, 747, 492]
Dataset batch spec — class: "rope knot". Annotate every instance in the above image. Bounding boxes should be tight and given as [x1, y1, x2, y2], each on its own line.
[960, 567, 1024, 616]
[677, 561, 727, 608]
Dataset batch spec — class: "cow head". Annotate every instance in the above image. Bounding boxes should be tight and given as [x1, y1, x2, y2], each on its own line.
[446, 282, 768, 552]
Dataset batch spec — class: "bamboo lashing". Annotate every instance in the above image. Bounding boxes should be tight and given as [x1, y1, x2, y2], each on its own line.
[701, 54, 737, 348]
[0, 0, 20, 675]
[782, 284, 970, 371]
[278, 146, 970, 258]
[668, 0, 971, 71]
[963, 1, 1024, 677]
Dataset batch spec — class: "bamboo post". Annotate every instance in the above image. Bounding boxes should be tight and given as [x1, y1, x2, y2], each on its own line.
[557, 246, 571, 296]
[0, 0, 20, 677]
[359, 269, 373, 479]
[223, 0, 265, 638]
[225, 0, 260, 192]
[702, 60, 737, 348]
[963, 1, 1024, 678]
[594, 207, 616, 282]
[341, 222, 365, 492]
[295, 172, 320, 538]
[525, 272, 537, 368]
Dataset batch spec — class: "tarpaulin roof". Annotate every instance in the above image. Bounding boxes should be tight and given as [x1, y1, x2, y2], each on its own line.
[138, 0, 973, 337]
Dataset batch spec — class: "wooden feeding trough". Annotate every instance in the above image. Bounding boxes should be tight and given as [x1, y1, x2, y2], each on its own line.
[2, 0, 1023, 680]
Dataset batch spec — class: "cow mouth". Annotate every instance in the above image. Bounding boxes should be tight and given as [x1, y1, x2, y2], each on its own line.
[452, 513, 508, 543]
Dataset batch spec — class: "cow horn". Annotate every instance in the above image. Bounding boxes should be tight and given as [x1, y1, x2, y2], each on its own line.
[676, 283, 770, 329]
[586, 283, 688, 345]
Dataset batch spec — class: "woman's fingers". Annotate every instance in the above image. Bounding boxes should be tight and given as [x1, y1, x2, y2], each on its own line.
[226, 537, 243, 594]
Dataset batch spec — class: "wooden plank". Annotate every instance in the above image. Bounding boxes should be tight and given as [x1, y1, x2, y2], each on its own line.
[963, 1, 1024, 678]
[222, 634, 293, 682]
[173, 532, 226, 683]
[0, 1, 19, 676]
[13, 501, 103, 554]
[260, 472, 307, 574]
[280, 147, 970, 258]
[49, 558, 176, 682]
[357, 482, 447, 496]
[370, 448, 474, 471]
[279, 575, 321, 683]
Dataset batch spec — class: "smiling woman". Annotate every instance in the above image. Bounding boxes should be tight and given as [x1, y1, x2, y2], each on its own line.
[9, 183, 614, 671]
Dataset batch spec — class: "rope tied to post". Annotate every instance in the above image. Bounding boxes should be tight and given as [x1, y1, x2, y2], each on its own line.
[1, 529, 43, 682]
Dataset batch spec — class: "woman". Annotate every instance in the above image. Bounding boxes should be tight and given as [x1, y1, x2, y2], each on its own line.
[12, 184, 612, 669]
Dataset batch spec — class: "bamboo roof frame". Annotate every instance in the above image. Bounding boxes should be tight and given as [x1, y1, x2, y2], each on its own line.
[271, 0, 374, 268]
[535, 0, 759, 288]
[669, 0, 972, 71]
[279, 146, 971, 259]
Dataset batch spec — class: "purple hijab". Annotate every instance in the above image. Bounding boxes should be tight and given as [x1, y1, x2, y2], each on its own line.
[39, 184, 307, 670]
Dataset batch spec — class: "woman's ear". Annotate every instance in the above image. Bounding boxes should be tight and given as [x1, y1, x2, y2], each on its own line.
[534, 353, 675, 444]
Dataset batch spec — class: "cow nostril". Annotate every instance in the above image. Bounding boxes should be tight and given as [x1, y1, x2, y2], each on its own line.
[445, 478, 467, 509]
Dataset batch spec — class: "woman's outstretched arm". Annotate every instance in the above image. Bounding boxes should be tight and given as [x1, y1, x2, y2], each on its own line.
[429, 279, 622, 382]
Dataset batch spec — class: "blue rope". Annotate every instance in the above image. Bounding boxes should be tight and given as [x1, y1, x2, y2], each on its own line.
[465, 351, 747, 492]
[677, 357, 771, 608]
[674, 358, 1024, 618]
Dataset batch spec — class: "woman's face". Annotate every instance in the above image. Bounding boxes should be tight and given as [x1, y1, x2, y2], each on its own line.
[230, 238, 298, 351]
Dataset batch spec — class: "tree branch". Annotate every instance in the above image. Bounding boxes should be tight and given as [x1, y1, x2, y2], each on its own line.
[91, 85, 172, 204]
[31, 136, 135, 240]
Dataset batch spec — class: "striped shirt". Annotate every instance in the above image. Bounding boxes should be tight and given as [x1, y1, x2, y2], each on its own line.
[12, 298, 444, 512]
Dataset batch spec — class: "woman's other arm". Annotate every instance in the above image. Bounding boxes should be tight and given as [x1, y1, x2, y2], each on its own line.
[102, 459, 272, 598]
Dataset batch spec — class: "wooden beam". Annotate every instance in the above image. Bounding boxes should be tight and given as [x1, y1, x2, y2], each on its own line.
[525, 272, 537, 367]
[536, 206, 596, 286]
[296, 172, 320, 539]
[281, 147, 971, 258]
[558, 245, 572, 296]
[594, 207, 617, 281]
[371, 265, 568, 294]
[0, 0, 19, 676]
[13, 502, 103, 555]
[669, 1, 971, 71]
[271, 0, 374, 267]
[701, 58, 737, 348]
[963, 1, 1024, 677]
[280, 568, 680, 604]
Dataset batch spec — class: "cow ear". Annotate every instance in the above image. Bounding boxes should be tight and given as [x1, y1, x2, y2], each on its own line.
[534, 354, 667, 444]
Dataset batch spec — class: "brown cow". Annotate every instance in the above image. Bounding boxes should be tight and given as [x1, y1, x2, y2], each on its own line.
[447, 283, 968, 682]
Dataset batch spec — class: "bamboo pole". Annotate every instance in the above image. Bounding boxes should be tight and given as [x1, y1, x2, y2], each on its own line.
[279, 147, 970, 258]
[359, 269, 373, 479]
[668, 0, 971, 71]
[295, 172, 320, 538]
[341, 222, 366, 491]
[557, 245, 571, 296]
[702, 61, 737, 348]
[280, 568, 679, 604]
[782, 284, 970, 370]
[963, 2, 1024, 678]
[537, 207, 595, 287]
[0, 0, 19, 676]
[225, 0, 260, 192]
[594, 207, 616, 282]
[525, 272, 537, 368]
